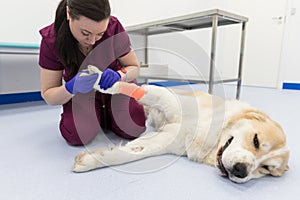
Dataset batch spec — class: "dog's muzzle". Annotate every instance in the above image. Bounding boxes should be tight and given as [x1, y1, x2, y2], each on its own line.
[216, 137, 249, 183]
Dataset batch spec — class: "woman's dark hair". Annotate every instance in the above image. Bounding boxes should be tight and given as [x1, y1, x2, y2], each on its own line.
[54, 0, 111, 78]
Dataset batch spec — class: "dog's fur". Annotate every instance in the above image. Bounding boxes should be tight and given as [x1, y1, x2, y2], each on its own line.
[72, 85, 289, 183]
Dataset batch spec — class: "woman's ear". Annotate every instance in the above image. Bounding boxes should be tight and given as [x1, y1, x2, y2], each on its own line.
[66, 6, 70, 20]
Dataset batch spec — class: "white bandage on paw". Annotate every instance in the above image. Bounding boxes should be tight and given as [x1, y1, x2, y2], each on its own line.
[86, 65, 120, 94]
[85, 65, 103, 91]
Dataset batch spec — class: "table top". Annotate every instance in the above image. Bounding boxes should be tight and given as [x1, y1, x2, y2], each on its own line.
[126, 9, 248, 35]
[138, 73, 240, 84]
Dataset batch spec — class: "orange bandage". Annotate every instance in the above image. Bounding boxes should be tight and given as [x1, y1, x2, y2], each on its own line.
[117, 82, 145, 100]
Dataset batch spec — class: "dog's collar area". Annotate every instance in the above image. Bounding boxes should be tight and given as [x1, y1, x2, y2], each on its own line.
[217, 137, 234, 177]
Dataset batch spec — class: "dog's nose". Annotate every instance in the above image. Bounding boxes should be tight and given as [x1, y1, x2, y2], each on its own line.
[231, 163, 248, 178]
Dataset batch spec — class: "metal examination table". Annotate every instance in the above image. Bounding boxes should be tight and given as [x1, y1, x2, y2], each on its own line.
[126, 9, 248, 99]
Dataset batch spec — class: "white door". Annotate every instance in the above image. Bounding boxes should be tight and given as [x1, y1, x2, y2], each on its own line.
[278, 0, 300, 87]
[219, 0, 288, 88]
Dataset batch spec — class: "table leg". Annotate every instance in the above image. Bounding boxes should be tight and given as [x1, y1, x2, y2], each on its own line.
[209, 15, 218, 94]
[144, 35, 149, 64]
[236, 22, 247, 99]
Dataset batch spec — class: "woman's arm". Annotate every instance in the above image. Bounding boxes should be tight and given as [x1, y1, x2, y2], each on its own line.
[117, 50, 140, 82]
[40, 68, 73, 105]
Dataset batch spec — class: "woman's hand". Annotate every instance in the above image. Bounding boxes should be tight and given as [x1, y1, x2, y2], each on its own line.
[65, 70, 98, 94]
[99, 68, 121, 90]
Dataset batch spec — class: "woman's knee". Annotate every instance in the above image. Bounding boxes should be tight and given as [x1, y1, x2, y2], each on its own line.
[59, 114, 99, 146]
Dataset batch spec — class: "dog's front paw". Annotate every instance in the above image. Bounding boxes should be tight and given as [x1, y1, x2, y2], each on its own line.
[97, 82, 120, 94]
[72, 151, 103, 172]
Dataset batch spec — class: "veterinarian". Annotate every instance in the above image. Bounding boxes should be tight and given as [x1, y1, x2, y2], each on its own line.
[38, 0, 146, 146]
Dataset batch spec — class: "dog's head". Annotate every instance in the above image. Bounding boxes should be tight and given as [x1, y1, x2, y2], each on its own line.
[216, 110, 289, 183]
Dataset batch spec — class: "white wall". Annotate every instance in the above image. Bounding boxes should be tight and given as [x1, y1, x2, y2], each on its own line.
[0, 50, 40, 94]
[0, 0, 60, 45]
[218, 0, 287, 88]
[111, 0, 235, 84]
[112, 0, 289, 88]
[110, 0, 224, 26]
[1, 0, 299, 89]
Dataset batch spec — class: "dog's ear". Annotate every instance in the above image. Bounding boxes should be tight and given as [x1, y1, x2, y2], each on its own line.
[269, 153, 290, 176]
[242, 110, 268, 122]
[259, 151, 290, 177]
[269, 164, 289, 176]
[225, 109, 269, 130]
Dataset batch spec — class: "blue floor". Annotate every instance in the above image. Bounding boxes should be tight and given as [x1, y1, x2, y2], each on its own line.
[1, 84, 300, 200]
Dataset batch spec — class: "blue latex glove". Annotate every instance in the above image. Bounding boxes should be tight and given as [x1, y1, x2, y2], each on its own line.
[65, 70, 98, 94]
[99, 68, 121, 90]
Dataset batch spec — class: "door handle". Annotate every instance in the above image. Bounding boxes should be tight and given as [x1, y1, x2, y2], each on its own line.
[272, 16, 284, 24]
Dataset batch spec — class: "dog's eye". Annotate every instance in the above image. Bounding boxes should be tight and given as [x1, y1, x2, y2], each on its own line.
[224, 137, 234, 149]
[253, 134, 259, 149]
[262, 165, 269, 170]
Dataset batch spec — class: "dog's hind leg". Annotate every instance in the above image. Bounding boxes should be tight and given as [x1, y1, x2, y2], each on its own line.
[72, 130, 182, 172]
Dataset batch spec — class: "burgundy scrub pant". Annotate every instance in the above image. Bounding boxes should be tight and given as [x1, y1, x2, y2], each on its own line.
[59, 91, 146, 146]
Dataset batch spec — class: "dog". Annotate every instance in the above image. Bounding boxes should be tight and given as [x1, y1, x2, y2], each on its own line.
[72, 66, 290, 183]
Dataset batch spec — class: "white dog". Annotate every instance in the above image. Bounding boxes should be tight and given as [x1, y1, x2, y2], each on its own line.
[72, 66, 289, 183]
